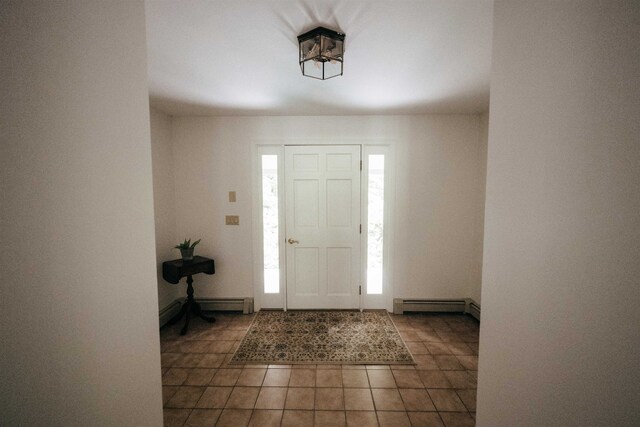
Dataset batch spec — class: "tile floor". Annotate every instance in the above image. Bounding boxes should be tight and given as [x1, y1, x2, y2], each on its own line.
[161, 312, 479, 427]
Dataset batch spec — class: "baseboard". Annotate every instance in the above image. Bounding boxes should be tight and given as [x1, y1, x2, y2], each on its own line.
[393, 298, 480, 321]
[466, 299, 481, 321]
[159, 299, 184, 328]
[196, 297, 254, 314]
[159, 297, 255, 327]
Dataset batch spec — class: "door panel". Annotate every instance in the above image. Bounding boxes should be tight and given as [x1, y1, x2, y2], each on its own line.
[285, 145, 361, 309]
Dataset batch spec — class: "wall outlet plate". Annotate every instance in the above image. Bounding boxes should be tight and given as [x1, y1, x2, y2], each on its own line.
[229, 191, 236, 202]
[225, 215, 239, 225]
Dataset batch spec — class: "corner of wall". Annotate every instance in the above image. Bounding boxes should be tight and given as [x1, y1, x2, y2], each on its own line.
[149, 107, 180, 311]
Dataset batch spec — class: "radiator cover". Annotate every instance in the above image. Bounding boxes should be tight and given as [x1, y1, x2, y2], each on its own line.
[393, 298, 480, 321]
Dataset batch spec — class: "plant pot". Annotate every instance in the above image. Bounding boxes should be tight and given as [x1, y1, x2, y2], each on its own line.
[180, 248, 194, 261]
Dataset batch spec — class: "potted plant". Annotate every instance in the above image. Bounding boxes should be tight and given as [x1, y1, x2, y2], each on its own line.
[174, 238, 201, 261]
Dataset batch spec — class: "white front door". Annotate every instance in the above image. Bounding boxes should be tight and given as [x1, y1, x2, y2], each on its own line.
[285, 145, 361, 309]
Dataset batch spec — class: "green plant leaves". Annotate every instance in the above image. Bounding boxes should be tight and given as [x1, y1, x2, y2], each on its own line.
[174, 238, 202, 249]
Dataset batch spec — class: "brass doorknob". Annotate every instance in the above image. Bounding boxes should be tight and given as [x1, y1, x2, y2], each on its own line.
[287, 238, 299, 244]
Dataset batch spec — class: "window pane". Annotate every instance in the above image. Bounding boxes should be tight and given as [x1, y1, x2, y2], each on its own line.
[367, 154, 384, 294]
[262, 155, 279, 293]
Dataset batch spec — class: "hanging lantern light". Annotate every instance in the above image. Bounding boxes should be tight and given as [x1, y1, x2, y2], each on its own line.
[297, 26, 345, 80]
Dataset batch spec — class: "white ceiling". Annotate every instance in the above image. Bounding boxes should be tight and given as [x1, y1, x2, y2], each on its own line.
[146, 0, 493, 116]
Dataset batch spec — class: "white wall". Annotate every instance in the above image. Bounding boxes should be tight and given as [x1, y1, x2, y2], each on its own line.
[477, 1, 640, 425]
[0, 1, 163, 425]
[472, 111, 489, 304]
[150, 107, 180, 310]
[170, 115, 487, 305]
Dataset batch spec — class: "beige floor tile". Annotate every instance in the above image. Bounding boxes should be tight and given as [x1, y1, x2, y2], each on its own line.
[467, 343, 479, 355]
[458, 333, 479, 343]
[434, 355, 464, 370]
[406, 341, 430, 355]
[442, 371, 476, 389]
[435, 332, 460, 342]
[165, 386, 205, 409]
[195, 386, 232, 408]
[196, 353, 225, 368]
[285, 387, 315, 410]
[315, 387, 345, 410]
[221, 354, 237, 367]
[161, 340, 182, 353]
[281, 410, 314, 427]
[425, 342, 453, 355]
[211, 368, 242, 386]
[439, 411, 475, 427]
[416, 330, 442, 342]
[289, 369, 316, 387]
[407, 411, 445, 427]
[372, 388, 405, 411]
[455, 356, 478, 370]
[317, 369, 343, 387]
[344, 388, 375, 411]
[315, 410, 347, 427]
[368, 369, 397, 388]
[426, 389, 467, 412]
[391, 365, 416, 370]
[216, 408, 253, 427]
[342, 369, 370, 387]
[160, 312, 482, 426]
[346, 410, 379, 427]
[456, 389, 477, 411]
[225, 386, 260, 409]
[255, 387, 288, 409]
[445, 342, 474, 355]
[184, 408, 221, 426]
[184, 368, 216, 386]
[208, 340, 235, 353]
[399, 331, 421, 341]
[180, 340, 212, 353]
[163, 408, 191, 427]
[172, 353, 205, 368]
[376, 411, 411, 427]
[392, 370, 424, 388]
[248, 409, 283, 427]
[398, 388, 436, 411]
[418, 370, 453, 388]
[262, 368, 291, 386]
[162, 386, 179, 406]
[236, 368, 267, 386]
[218, 330, 246, 340]
[413, 355, 439, 370]
[162, 367, 189, 386]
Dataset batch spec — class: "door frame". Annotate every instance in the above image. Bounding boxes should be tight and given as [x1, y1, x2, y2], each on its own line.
[252, 141, 395, 312]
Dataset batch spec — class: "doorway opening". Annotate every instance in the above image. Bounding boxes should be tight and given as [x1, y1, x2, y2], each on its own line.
[254, 144, 394, 311]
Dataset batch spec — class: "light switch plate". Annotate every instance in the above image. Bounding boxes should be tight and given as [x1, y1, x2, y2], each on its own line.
[225, 215, 239, 225]
[229, 191, 236, 202]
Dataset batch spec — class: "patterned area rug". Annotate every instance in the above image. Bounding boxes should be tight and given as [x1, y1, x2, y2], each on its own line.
[230, 310, 415, 365]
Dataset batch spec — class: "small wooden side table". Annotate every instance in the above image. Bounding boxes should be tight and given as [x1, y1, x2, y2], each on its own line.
[162, 256, 216, 335]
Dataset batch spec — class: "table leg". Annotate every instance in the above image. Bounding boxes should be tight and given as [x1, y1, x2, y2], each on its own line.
[180, 275, 196, 335]
[193, 301, 216, 323]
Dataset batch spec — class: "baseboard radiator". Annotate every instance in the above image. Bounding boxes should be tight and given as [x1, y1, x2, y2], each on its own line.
[159, 297, 254, 328]
[197, 297, 254, 314]
[159, 299, 184, 327]
[393, 298, 480, 321]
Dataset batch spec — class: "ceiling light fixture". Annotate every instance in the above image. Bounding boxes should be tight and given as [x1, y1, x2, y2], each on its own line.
[297, 26, 345, 80]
